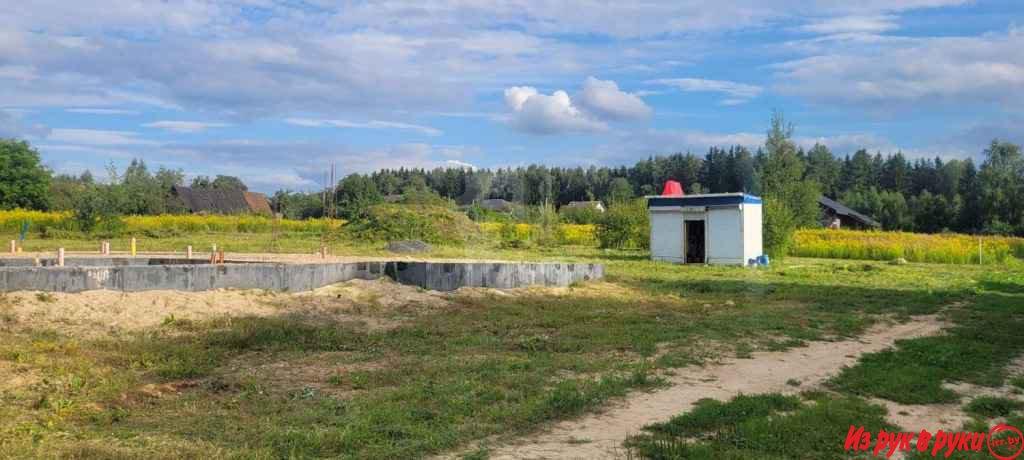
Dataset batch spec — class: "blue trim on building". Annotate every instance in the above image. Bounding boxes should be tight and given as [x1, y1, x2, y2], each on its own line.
[647, 194, 762, 208]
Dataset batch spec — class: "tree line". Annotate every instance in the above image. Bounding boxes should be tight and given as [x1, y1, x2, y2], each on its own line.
[2, 117, 1023, 237]
[328, 133, 1021, 236]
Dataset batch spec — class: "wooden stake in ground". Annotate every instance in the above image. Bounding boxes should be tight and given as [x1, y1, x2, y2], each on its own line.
[186, 245, 193, 259]
[8, 240, 14, 254]
[130, 238, 137, 256]
[57, 248, 65, 267]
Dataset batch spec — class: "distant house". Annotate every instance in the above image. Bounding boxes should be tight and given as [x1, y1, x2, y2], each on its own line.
[478, 198, 514, 212]
[818, 196, 880, 230]
[171, 185, 272, 215]
[563, 201, 606, 213]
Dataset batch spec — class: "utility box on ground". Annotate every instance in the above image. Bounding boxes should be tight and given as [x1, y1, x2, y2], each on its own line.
[647, 193, 763, 265]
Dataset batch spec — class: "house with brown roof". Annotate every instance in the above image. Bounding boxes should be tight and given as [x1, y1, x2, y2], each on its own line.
[171, 186, 272, 215]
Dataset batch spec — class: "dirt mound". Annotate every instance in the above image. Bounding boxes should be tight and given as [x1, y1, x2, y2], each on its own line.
[0, 278, 451, 337]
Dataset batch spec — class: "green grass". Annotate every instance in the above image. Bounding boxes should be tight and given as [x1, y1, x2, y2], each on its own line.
[626, 392, 897, 460]
[828, 293, 1024, 404]
[621, 250, 1024, 460]
[1, 238, 1020, 458]
[963, 396, 1024, 419]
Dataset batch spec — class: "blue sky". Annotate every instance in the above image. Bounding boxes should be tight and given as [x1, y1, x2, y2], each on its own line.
[1, 0, 1022, 192]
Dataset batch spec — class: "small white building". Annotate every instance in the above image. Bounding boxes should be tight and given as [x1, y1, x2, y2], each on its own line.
[648, 193, 763, 265]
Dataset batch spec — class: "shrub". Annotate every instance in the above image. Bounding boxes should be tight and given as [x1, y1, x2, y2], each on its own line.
[764, 198, 797, 259]
[342, 203, 480, 245]
[559, 205, 602, 224]
[72, 186, 124, 235]
[596, 199, 649, 249]
[532, 203, 562, 247]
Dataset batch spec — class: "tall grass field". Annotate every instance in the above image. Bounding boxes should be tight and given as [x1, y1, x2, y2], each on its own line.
[791, 229, 1024, 264]
[0, 209, 343, 235]
[479, 222, 598, 246]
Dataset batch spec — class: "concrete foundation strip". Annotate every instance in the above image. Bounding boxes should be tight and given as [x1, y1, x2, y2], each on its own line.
[0, 258, 603, 293]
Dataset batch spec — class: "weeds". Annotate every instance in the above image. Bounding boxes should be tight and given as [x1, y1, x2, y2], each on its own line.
[829, 294, 1024, 404]
[963, 396, 1024, 419]
[792, 229, 1024, 264]
[627, 393, 895, 459]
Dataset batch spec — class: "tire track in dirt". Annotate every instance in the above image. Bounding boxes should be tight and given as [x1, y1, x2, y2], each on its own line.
[478, 315, 947, 460]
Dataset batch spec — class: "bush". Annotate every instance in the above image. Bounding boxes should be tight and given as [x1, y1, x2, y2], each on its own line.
[532, 203, 562, 247]
[559, 205, 602, 224]
[72, 187, 125, 235]
[764, 198, 797, 259]
[342, 203, 480, 245]
[596, 199, 649, 249]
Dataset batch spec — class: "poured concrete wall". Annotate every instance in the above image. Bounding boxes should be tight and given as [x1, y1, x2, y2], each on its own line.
[388, 262, 602, 291]
[0, 260, 601, 293]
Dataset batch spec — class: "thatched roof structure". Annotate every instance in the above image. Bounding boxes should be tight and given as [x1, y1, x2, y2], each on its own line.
[172, 186, 271, 215]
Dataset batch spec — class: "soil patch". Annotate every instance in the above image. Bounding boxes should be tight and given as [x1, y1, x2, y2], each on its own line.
[469, 315, 947, 460]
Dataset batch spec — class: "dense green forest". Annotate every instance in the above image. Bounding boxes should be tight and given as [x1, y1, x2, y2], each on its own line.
[330, 139, 1022, 235]
[3, 130, 1023, 236]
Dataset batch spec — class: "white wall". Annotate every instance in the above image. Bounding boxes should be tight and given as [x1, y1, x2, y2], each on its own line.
[742, 203, 763, 263]
[707, 208, 743, 264]
[650, 209, 684, 262]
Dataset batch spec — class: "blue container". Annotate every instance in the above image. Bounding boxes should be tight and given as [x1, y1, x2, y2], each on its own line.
[757, 255, 770, 266]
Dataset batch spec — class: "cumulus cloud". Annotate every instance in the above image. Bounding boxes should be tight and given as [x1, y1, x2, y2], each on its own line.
[647, 78, 763, 104]
[143, 120, 230, 133]
[283, 118, 442, 136]
[503, 86, 607, 135]
[576, 77, 652, 120]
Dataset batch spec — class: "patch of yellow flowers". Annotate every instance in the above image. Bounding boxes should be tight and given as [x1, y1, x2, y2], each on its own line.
[792, 229, 1024, 265]
[478, 222, 597, 246]
[0, 209, 342, 234]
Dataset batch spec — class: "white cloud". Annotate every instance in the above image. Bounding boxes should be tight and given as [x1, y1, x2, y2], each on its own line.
[326, 1, 969, 38]
[48, 128, 157, 146]
[773, 28, 1024, 107]
[66, 108, 140, 115]
[446, 159, 477, 170]
[0, 110, 50, 138]
[503, 86, 607, 135]
[797, 15, 900, 34]
[283, 118, 442, 136]
[576, 77, 652, 120]
[143, 120, 230, 133]
[647, 78, 764, 104]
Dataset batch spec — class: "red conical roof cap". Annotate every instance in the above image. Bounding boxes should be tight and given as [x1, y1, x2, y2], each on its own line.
[661, 180, 685, 197]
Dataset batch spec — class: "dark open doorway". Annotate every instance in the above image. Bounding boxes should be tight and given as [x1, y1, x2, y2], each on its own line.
[684, 220, 705, 264]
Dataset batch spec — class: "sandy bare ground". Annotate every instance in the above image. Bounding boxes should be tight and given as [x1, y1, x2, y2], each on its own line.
[0, 278, 450, 337]
[473, 315, 948, 460]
